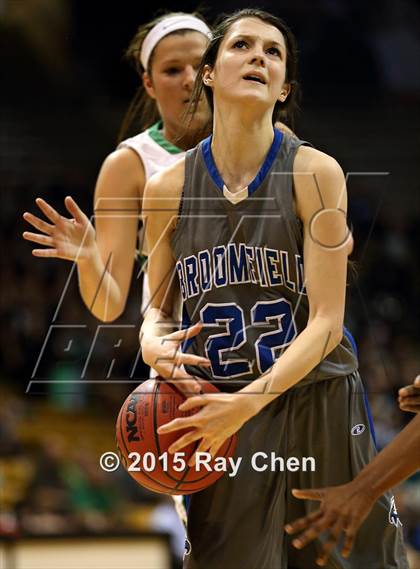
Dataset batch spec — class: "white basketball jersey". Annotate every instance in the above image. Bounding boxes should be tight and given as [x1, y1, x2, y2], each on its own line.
[118, 120, 185, 259]
[118, 120, 185, 181]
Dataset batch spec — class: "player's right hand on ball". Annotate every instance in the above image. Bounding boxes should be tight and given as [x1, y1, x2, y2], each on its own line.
[398, 375, 420, 413]
[23, 196, 96, 263]
[141, 322, 211, 396]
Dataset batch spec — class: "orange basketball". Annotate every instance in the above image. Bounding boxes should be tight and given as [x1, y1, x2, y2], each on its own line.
[116, 378, 237, 495]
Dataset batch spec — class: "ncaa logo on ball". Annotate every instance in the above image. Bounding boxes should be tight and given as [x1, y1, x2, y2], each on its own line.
[126, 394, 141, 442]
[351, 423, 365, 436]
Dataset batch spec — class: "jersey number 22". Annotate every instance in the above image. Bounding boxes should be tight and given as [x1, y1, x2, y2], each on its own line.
[200, 299, 297, 379]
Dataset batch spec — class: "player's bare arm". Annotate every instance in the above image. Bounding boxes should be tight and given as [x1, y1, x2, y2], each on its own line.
[285, 411, 420, 566]
[23, 147, 143, 321]
[236, 146, 352, 407]
[140, 159, 210, 389]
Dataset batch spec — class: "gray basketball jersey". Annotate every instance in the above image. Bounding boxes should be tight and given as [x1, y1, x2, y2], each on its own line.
[171, 130, 358, 391]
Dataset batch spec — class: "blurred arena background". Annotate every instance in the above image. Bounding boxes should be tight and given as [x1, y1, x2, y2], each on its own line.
[1, 0, 419, 567]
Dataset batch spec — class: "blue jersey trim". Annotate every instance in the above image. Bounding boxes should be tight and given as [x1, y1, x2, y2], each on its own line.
[343, 325, 358, 358]
[343, 327, 375, 445]
[183, 495, 191, 514]
[201, 129, 284, 196]
[202, 136, 224, 190]
[248, 129, 283, 194]
[363, 388, 378, 449]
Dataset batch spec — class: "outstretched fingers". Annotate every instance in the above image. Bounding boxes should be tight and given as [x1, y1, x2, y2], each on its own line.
[291, 516, 330, 549]
[151, 351, 203, 368]
[173, 352, 211, 368]
[35, 198, 61, 224]
[341, 524, 357, 558]
[291, 488, 325, 501]
[22, 232, 53, 247]
[32, 248, 60, 258]
[168, 322, 204, 341]
[23, 212, 54, 235]
[285, 509, 323, 535]
[315, 519, 343, 566]
[64, 196, 88, 225]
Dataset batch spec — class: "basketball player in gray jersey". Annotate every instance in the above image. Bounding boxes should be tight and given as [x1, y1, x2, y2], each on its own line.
[141, 9, 408, 569]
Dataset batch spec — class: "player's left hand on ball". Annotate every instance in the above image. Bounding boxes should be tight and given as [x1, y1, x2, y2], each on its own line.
[285, 482, 376, 566]
[157, 393, 252, 466]
[398, 375, 420, 413]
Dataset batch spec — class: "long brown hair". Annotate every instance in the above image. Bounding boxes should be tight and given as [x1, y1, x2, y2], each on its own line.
[117, 11, 209, 143]
[187, 8, 301, 134]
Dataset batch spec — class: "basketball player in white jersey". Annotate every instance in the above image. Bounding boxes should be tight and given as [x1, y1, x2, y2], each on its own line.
[22, 11, 215, 543]
[22, 12, 213, 387]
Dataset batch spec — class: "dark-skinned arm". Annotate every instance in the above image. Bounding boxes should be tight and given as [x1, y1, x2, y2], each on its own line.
[285, 412, 420, 566]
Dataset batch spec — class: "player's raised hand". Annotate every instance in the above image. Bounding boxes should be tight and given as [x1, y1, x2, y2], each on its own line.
[285, 483, 376, 566]
[141, 322, 211, 396]
[398, 375, 420, 413]
[23, 196, 96, 263]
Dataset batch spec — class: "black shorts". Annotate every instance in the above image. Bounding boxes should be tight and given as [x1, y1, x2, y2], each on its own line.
[183, 371, 408, 569]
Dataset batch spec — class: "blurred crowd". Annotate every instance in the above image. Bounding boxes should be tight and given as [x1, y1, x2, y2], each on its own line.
[0, 390, 185, 565]
[0, 388, 155, 534]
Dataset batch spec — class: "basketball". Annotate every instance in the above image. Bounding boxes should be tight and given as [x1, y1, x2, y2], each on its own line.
[116, 378, 237, 495]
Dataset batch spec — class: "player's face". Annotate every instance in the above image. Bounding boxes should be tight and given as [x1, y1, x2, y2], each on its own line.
[207, 18, 288, 110]
[143, 31, 210, 133]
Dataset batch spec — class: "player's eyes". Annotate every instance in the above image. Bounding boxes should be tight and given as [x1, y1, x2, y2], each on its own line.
[267, 47, 281, 58]
[165, 67, 182, 75]
[233, 40, 248, 49]
[232, 40, 282, 58]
